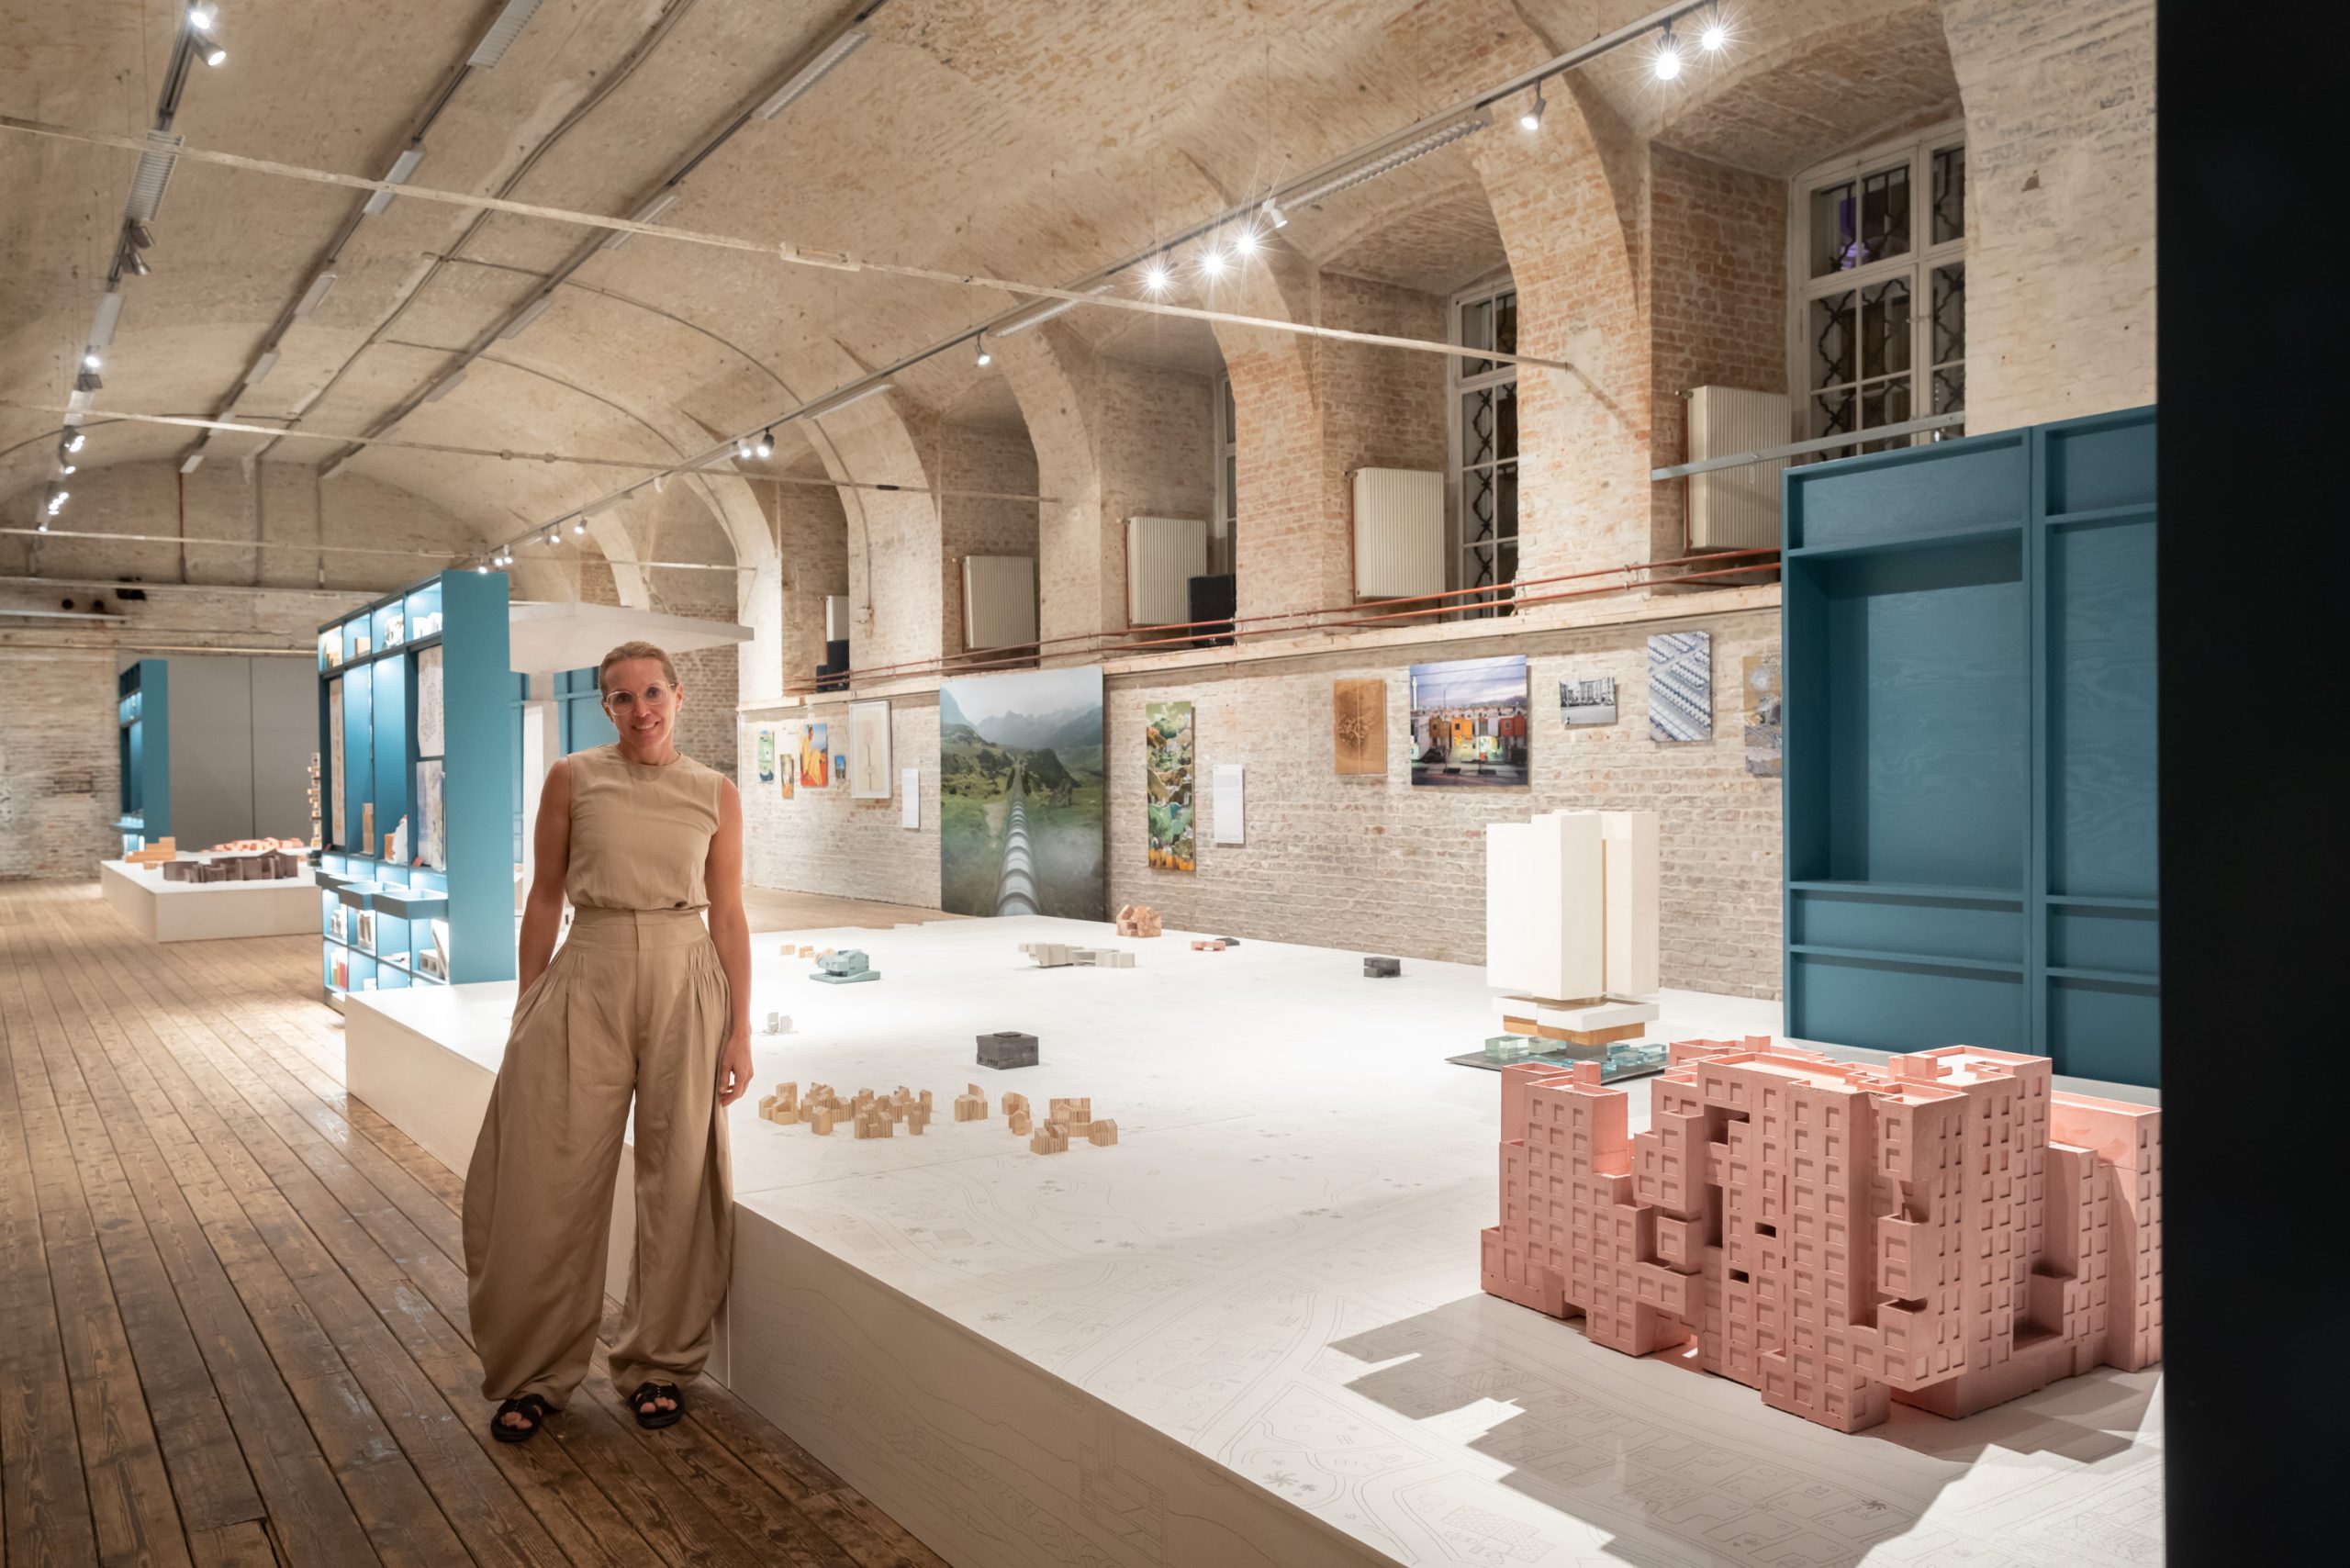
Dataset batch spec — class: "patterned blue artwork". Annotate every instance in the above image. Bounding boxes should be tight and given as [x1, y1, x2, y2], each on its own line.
[1649, 631, 1712, 742]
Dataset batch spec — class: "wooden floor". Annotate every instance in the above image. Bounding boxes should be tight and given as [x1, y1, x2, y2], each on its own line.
[0, 879, 949, 1568]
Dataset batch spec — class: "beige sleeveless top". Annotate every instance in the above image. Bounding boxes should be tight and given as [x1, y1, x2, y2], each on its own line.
[563, 744, 724, 913]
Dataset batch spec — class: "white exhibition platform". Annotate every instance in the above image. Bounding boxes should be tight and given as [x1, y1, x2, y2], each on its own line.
[99, 857, 318, 942]
[345, 915, 2163, 1568]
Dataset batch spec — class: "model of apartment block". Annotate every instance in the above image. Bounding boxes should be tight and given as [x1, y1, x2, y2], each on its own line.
[1481, 1038, 2162, 1433]
[1486, 811, 1660, 1033]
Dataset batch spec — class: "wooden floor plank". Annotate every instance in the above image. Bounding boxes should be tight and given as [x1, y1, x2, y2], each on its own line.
[6, 880, 955, 1568]
[39, 891, 632, 1568]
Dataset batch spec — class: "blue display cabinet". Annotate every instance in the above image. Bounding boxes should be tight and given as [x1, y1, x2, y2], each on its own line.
[313, 570, 515, 1007]
[114, 658, 171, 854]
[1782, 406, 2157, 1086]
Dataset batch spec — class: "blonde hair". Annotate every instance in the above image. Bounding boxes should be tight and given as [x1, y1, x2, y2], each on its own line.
[598, 640, 681, 694]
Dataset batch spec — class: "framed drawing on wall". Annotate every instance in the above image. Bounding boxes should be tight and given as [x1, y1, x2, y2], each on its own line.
[848, 701, 892, 800]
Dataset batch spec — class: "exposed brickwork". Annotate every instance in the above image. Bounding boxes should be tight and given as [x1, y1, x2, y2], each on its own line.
[739, 698, 939, 909]
[0, 647, 129, 879]
[1939, 0, 2155, 429]
[1100, 609, 1783, 995]
[1646, 146, 1789, 557]
[937, 421, 1041, 658]
[772, 476, 851, 689]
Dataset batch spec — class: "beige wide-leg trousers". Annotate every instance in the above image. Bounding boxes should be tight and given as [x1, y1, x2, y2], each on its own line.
[463, 906, 733, 1406]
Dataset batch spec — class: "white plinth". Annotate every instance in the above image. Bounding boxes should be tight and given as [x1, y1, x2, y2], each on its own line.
[348, 916, 2163, 1568]
[99, 857, 318, 942]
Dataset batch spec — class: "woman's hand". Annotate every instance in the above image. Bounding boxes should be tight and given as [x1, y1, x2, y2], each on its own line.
[717, 1025, 754, 1108]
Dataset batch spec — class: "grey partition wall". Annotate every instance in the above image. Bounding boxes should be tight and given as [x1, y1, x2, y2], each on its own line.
[126, 654, 320, 849]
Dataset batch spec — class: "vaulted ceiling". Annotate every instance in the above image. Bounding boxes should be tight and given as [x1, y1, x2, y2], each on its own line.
[2, 0, 1953, 587]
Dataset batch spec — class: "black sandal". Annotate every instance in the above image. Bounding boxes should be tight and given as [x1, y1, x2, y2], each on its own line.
[629, 1380, 685, 1429]
[491, 1392, 552, 1444]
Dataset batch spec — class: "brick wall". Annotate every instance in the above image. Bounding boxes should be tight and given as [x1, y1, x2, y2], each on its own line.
[0, 647, 130, 879]
[1102, 610, 1783, 995]
[739, 696, 940, 910]
[1647, 145, 1789, 556]
[936, 422, 1040, 658]
[775, 476, 850, 688]
[1941, 0, 2156, 429]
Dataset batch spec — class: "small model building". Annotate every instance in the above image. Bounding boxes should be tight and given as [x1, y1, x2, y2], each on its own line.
[126, 837, 178, 867]
[811, 949, 879, 984]
[1030, 1122, 1069, 1155]
[1021, 941, 1072, 967]
[1485, 811, 1661, 1036]
[1023, 943, 1136, 969]
[1113, 903, 1161, 937]
[1086, 1119, 1119, 1147]
[1364, 957, 1401, 978]
[954, 1084, 989, 1122]
[1482, 1039, 2162, 1434]
[1046, 1096, 1092, 1134]
[978, 1030, 1038, 1070]
[1190, 939, 1227, 952]
[1008, 1108, 1033, 1136]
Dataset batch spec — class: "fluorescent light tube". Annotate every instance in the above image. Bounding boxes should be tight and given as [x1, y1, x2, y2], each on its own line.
[90, 291, 125, 348]
[498, 294, 554, 338]
[466, 0, 543, 68]
[294, 271, 337, 316]
[124, 131, 185, 224]
[602, 190, 678, 251]
[363, 146, 425, 216]
[754, 30, 867, 121]
[1282, 111, 1491, 208]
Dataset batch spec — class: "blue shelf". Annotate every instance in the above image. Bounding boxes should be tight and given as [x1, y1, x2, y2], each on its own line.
[1785, 407, 2159, 1086]
[318, 570, 512, 1002]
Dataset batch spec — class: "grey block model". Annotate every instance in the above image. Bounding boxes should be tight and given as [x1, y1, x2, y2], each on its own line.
[1364, 957, 1401, 977]
[978, 1031, 1038, 1070]
[811, 948, 880, 984]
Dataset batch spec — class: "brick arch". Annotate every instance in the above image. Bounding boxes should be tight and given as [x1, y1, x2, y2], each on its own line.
[1468, 73, 1656, 583]
[996, 319, 1116, 651]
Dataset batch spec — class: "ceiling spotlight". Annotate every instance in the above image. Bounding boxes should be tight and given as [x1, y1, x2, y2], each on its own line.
[188, 6, 216, 30]
[1654, 29, 1684, 80]
[61, 463, 77, 476]
[755, 428, 774, 459]
[123, 246, 151, 277]
[475, 561, 489, 574]
[572, 518, 587, 534]
[129, 222, 154, 250]
[48, 489, 70, 515]
[545, 530, 561, 545]
[198, 39, 227, 67]
[76, 369, 102, 393]
[974, 334, 991, 368]
[65, 431, 86, 454]
[1142, 257, 1170, 293]
[736, 435, 755, 460]
[1198, 244, 1226, 279]
[1260, 197, 1288, 230]
[1701, 10, 1729, 52]
[1520, 81, 1547, 132]
[1231, 228, 1259, 257]
[82, 350, 102, 370]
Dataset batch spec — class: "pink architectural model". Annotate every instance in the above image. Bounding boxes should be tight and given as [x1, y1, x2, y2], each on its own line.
[1482, 1037, 2161, 1432]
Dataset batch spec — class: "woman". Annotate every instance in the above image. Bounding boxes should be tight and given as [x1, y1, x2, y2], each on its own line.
[462, 640, 754, 1441]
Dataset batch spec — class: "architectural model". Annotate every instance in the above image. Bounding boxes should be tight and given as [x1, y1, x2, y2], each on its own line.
[753, 1081, 1108, 1157]
[125, 837, 177, 866]
[811, 949, 878, 984]
[978, 1031, 1038, 1070]
[1482, 1038, 2162, 1433]
[1190, 939, 1228, 951]
[1485, 810, 1662, 1056]
[1020, 942, 1135, 969]
[1364, 957, 1401, 978]
[1114, 903, 1161, 937]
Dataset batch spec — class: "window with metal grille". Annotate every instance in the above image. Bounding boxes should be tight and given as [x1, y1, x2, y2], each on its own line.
[1793, 129, 1965, 454]
[1450, 279, 1517, 610]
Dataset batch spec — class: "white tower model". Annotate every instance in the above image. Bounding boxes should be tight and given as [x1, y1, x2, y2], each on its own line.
[1484, 810, 1661, 1045]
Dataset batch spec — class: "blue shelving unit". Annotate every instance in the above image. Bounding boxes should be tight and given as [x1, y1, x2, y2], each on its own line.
[315, 570, 514, 1007]
[1783, 406, 2157, 1085]
[114, 658, 171, 854]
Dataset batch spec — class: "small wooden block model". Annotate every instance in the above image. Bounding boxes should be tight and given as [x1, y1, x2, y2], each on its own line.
[1072, 947, 1136, 968]
[1021, 942, 1072, 968]
[1008, 1109, 1032, 1136]
[1086, 1119, 1119, 1147]
[1190, 939, 1226, 951]
[1113, 903, 1161, 937]
[1029, 1123, 1069, 1155]
[954, 1084, 989, 1122]
[1047, 1096, 1092, 1133]
[1001, 1092, 1029, 1118]
[811, 1106, 835, 1136]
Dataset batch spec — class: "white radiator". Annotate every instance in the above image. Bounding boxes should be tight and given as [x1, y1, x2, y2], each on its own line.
[823, 594, 848, 644]
[1125, 516, 1208, 627]
[1686, 386, 1791, 552]
[1351, 468, 1444, 599]
[961, 555, 1036, 652]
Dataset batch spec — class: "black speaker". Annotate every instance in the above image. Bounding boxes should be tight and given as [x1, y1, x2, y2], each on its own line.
[1187, 573, 1236, 648]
